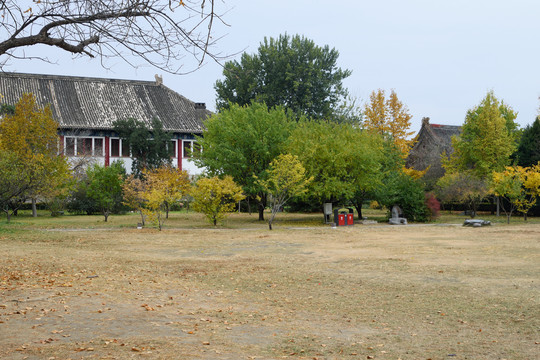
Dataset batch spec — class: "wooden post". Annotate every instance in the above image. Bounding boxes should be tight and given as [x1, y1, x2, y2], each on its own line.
[104, 136, 110, 167]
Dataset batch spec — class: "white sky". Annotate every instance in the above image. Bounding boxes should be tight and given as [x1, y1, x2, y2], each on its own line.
[6, 0, 540, 133]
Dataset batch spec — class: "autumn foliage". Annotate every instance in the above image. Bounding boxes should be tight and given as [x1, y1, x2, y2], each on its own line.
[491, 164, 540, 222]
[0, 93, 71, 221]
[192, 176, 245, 226]
[141, 166, 191, 230]
[363, 89, 415, 157]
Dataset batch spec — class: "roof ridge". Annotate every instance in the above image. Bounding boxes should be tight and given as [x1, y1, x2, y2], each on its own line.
[0, 71, 158, 86]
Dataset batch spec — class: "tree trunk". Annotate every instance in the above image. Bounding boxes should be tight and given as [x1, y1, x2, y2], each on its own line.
[353, 203, 363, 220]
[104, 212, 109, 222]
[258, 204, 265, 221]
[524, 212, 528, 221]
[165, 201, 169, 219]
[268, 220, 273, 230]
[139, 210, 145, 226]
[32, 198, 37, 217]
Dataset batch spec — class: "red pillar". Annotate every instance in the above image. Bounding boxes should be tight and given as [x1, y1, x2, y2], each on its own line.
[105, 136, 110, 167]
[177, 140, 182, 171]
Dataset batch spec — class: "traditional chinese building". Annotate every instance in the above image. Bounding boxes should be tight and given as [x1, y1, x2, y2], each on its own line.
[406, 117, 461, 188]
[0, 72, 210, 175]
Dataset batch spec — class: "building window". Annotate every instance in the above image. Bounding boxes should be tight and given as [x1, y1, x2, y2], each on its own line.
[169, 140, 177, 158]
[94, 138, 104, 156]
[110, 138, 129, 157]
[183, 140, 200, 158]
[77, 137, 92, 156]
[110, 138, 120, 157]
[65, 137, 75, 156]
[64, 136, 105, 157]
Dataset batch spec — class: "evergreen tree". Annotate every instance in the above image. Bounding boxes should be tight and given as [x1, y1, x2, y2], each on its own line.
[112, 117, 172, 177]
[515, 116, 540, 167]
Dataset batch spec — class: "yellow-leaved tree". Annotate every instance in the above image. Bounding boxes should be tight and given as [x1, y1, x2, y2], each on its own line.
[364, 89, 415, 157]
[122, 174, 148, 226]
[0, 93, 71, 220]
[490, 165, 540, 223]
[256, 154, 312, 230]
[192, 176, 245, 226]
[141, 166, 191, 230]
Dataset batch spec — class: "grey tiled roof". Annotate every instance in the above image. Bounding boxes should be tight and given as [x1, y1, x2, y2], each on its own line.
[0, 72, 210, 133]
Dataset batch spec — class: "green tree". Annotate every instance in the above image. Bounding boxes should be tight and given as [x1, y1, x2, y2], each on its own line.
[194, 102, 293, 221]
[112, 117, 172, 177]
[445, 91, 519, 179]
[256, 154, 312, 230]
[515, 117, 540, 167]
[287, 120, 386, 217]
[215, 34, 351, 120]
[86, 162, 126, 222]
[192, 176, 245, 226]
[375, 171, 429, 222]
[0, 150, 32, 221]
[350, 138, 404, 219]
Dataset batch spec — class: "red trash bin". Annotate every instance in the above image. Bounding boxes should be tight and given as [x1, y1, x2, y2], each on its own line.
[346, 213, 354, 226]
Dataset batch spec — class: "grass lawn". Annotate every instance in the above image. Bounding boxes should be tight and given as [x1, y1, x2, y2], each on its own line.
[0, 210, 539, 359]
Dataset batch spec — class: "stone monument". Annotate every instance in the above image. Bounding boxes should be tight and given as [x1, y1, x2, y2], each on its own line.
[389, 205, 408, 225]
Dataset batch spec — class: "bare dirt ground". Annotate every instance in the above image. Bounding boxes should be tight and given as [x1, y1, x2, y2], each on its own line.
[1, 220, 539, 359]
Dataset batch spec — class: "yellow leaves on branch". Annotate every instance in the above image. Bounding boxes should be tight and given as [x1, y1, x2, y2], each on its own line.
[364, 89, 415, 157]
[257, 154, 312, 204]
[402, 166, 428, 180]
[0, 93, 58, 158]
[0, 93, 72, 205]
[141, 166, 190, 230]
[491, 164, 540, 217]
[192, 176, 245, 226]
[256, 153, 312, 230]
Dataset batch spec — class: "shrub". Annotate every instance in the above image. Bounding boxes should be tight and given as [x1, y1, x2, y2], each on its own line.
[376, 171, 429, 222]
[425, 192, 440, 220]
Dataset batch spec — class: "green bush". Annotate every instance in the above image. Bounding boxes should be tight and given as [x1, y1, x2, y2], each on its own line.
[376, 171, 429, 222]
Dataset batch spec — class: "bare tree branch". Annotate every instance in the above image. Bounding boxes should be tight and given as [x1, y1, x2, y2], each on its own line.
[0, 0, 228, 74]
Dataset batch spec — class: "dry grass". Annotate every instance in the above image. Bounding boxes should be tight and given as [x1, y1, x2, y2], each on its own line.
[0, 212, 539, 359]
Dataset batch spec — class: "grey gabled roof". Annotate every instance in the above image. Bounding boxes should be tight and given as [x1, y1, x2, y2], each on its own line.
[0, 72, 211, 133]
[406, 117, 462, 186]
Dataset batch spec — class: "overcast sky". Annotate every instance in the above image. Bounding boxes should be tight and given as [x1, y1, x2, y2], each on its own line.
[7, 0, 540, 133]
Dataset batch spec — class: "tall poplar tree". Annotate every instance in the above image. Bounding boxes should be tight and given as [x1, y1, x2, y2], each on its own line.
[215, 34, 351, 120]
